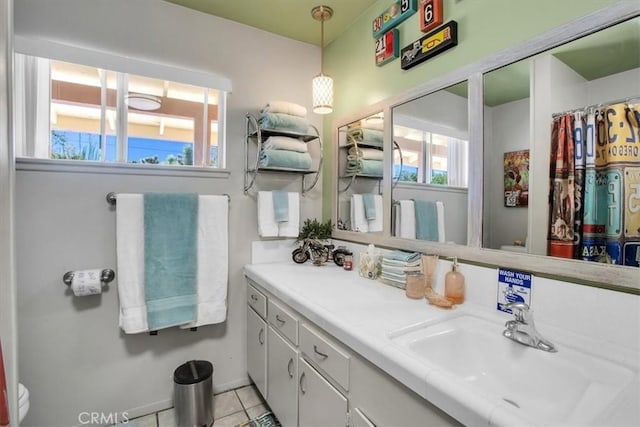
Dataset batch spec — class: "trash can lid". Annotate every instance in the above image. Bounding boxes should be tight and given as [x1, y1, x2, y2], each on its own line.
[174, 360, 213, 385]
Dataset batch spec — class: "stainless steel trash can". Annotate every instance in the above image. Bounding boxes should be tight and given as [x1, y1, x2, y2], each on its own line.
[173, 360, 214, 427]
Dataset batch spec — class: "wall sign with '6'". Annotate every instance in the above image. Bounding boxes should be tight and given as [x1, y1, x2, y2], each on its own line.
[420, 0, 443, 33]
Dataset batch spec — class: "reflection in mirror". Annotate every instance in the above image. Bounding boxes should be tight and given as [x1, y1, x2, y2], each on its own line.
[336, 112, 384, 233]
[391, 81, 469, 245]
[483, 16, 640, 269]
[482, 61, 531, 253]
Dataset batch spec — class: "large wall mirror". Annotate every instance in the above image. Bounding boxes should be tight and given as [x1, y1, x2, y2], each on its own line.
[336, 112, 385, 234]
[392, 81, 469, 245]
[332, 3, 639, 289]
[483, 15, 640, 270]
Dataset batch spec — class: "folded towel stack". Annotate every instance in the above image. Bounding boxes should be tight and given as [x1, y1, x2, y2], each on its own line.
[258, 101, 313, 170]
[347, 127, 384, 148]
[380, 251, 422, 289]
[259, 100, 310, 133]
[345, 125, 384, 177]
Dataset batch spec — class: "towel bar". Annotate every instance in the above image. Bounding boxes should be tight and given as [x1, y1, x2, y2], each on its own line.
[107, 192, 231, 205]
[63, 269, 115, 286]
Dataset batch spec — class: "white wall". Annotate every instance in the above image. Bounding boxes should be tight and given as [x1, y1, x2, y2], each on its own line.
[14, 0, 323, 425]
[483, 98, 530, 249]
[0, 0, 18, 424]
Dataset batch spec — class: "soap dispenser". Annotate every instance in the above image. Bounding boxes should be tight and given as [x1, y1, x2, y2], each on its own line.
[444, 257, 465, 304]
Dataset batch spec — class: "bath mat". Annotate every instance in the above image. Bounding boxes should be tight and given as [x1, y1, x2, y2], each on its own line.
[238, 411, 281, 427]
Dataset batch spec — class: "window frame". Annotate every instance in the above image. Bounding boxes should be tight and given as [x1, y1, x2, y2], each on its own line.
[14, 35, 231, 172]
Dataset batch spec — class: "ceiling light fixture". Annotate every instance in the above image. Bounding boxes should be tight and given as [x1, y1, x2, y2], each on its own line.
[311, 5, 334, 115]
[125, 93, 162, 111]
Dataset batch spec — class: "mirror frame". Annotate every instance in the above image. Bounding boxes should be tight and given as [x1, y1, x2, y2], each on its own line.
[332, 2, 639, 292]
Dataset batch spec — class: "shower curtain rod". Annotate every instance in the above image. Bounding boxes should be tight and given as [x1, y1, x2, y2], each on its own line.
[552, 94, 640, 118]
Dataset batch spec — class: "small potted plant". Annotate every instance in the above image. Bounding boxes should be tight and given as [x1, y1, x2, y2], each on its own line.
[292, 219, 351, 266]
[292, 219, 333, 265]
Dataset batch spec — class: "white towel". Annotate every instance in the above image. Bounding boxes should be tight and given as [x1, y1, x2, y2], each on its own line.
[351, 194, 369, 233]
[368, 195, 383, 232]
[436, 201, 446, 243]
[116, 194, 149, 334]
[261, 100, 307, 118]
[398, 200, 416, 239]
[263, 136, 308, 153]
[258, 191, 279, 237]
[278, 192, 300, 238]
[181, 195, 228, 328]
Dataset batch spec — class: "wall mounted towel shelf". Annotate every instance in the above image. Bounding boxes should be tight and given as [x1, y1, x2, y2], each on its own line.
[338, 141, 402, 194]
[244, 113, 323, 195]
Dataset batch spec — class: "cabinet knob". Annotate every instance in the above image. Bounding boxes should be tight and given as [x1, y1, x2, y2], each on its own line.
[276, 314, 286, 325]
[250, 294, 258, 302]
[258, 328, 265, 345]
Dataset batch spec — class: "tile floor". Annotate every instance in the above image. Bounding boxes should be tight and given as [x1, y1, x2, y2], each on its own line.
[115, 384, 270, 427]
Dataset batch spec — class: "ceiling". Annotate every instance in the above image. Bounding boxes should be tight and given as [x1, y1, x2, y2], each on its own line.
[163, 0, 379, 45]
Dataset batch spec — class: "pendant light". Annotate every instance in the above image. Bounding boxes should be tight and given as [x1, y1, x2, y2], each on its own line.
[311, 5, 333, 115]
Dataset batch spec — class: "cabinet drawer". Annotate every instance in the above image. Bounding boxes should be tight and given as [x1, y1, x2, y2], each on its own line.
[268, 299, 298, 345]
[247, 282, 267, 319]
[299, 323, 350, 391]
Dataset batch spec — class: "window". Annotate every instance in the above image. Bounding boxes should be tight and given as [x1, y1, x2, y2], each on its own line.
[15, 52, 227, 168]
[394, 124, 468, 187]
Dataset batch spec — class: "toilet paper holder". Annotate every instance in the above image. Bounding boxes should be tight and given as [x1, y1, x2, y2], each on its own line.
[63, 269, 115, 287]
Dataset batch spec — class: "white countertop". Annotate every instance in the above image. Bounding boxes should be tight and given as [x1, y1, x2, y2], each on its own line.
[244, 262, 640, 427]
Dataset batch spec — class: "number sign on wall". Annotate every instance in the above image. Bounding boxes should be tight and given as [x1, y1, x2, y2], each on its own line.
[400, 20, 458, 70]
[375, 29, 400, 66]
[372, 0, 418, 39]
[420, 0, 443, 33]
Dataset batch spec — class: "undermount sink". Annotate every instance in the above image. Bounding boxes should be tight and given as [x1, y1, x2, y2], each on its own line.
[388, 312, 636, 425]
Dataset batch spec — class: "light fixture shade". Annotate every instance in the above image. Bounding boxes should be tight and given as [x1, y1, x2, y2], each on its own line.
[125, 93, 162, 111]
[312, 74, 333, 115]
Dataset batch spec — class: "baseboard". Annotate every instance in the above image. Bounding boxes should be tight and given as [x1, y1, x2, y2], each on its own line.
[69, 376, 254, 426]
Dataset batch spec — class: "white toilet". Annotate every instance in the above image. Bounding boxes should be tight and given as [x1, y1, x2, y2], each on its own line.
[18, 383, 29, 424]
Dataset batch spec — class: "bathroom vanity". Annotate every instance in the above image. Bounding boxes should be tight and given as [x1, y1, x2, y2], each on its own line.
[244, 260, 640, 427]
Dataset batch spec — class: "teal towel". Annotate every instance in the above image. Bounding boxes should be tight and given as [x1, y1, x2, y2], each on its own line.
[144, 193, 198, 330]
[259, 149, 312, 170]
[414, 199, 439, 241]
[348, 128, 384, 147]
[363, 193, 376, 220]
[361, 159, 383, 176]
[383, 250, 421, 263]
[344, 159, 382, 177]
[272, 191, 289, 223]
[259, 113, 310, 134]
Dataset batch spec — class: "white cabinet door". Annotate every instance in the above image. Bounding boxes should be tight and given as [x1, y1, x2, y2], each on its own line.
[298, 358, 347, 427]
[247, 306, 267, 399]
[267, 326, 298, 427]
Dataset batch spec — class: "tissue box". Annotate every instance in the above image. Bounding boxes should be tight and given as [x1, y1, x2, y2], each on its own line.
[359, 252, 382, 280]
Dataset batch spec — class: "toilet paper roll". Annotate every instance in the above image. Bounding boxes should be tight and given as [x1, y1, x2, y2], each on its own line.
[71, 269, 103, 296]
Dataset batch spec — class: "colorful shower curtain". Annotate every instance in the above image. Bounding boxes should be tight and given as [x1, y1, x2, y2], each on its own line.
[548, 102, 640, 267]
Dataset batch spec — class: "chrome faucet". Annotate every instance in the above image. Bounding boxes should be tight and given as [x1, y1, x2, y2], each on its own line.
[502, 302, 557, 352]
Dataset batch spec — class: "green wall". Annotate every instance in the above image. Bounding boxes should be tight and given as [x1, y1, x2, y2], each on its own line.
[321, 0, 618, 219]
